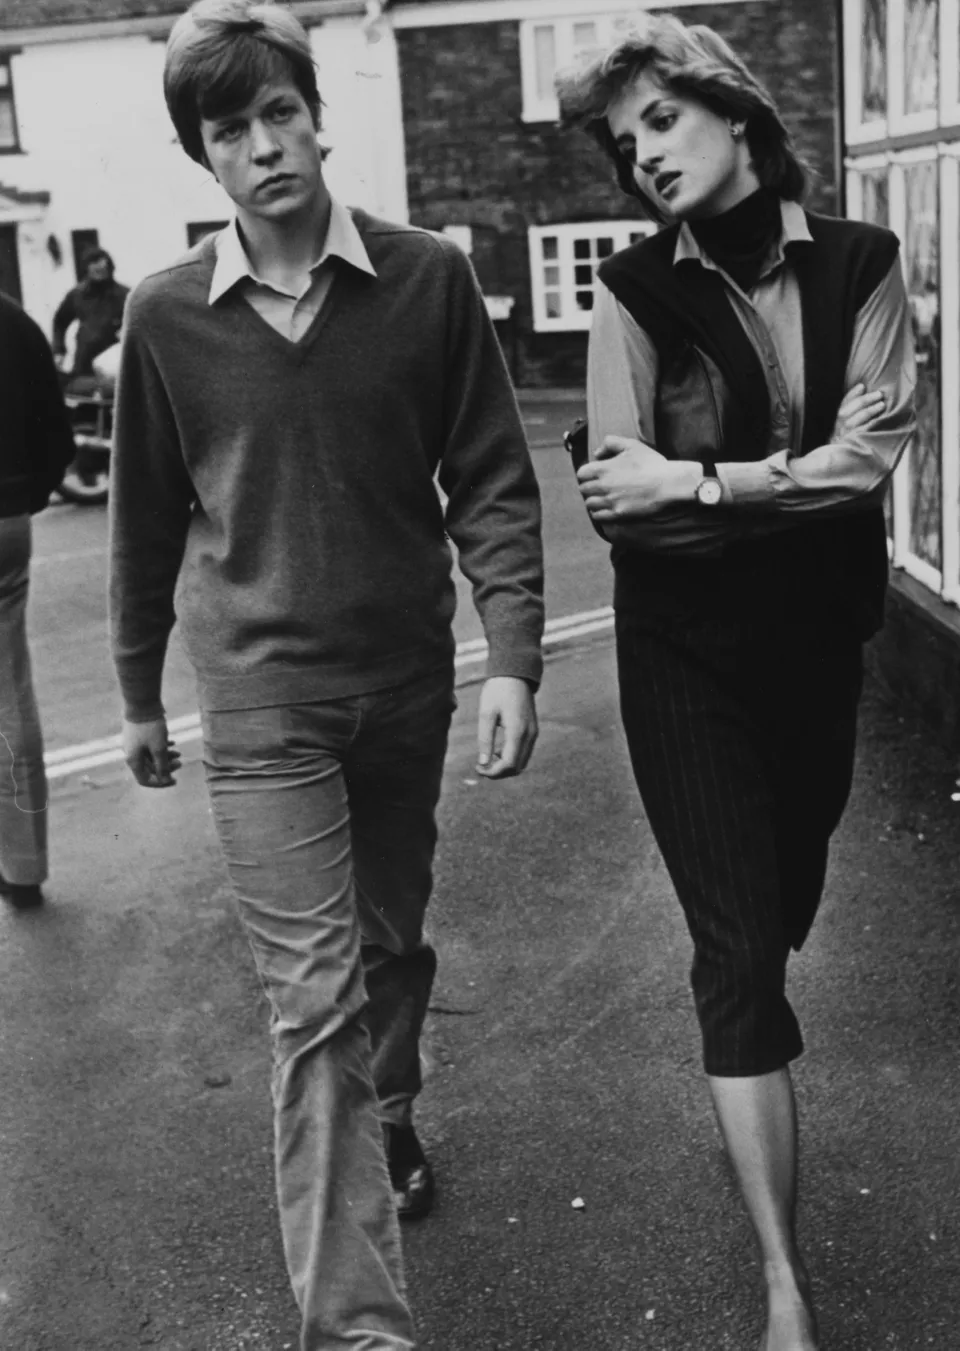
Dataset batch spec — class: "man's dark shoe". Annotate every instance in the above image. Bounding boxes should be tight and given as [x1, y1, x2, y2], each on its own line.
[385, 1123, 435, 1222]
[0, 873, 43, 909]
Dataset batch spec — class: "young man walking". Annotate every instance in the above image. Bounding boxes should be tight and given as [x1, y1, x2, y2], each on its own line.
[109, 3, 544, 1347]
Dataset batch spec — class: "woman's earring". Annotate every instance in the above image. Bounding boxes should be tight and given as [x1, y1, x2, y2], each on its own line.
[731, 123, 745, 140]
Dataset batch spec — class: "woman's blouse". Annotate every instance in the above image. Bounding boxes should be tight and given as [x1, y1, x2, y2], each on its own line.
[587, 199, 916, 555]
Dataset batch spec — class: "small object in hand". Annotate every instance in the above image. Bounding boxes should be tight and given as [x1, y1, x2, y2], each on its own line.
[563, 418, 590, 472]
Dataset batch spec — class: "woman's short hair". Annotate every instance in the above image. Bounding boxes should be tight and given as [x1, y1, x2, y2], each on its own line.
[164, 0, 322, 164]
[556, 13, 809, 221]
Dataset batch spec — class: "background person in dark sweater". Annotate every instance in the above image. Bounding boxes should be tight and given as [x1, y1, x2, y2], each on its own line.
[52, 248, 129, 379]
[0, 295, 77, 909]
[109, 3, 543, 1348]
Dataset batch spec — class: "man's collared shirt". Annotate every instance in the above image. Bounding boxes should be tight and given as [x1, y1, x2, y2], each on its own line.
[208, 196, 377, 342]
[587, 198, 916, 554]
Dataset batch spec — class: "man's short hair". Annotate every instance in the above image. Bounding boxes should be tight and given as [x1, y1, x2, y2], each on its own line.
[556, 13, 808, 221]
[164, 0, 322, 165]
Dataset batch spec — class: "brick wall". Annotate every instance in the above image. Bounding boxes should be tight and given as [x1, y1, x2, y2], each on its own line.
[397, 0, 840, 388]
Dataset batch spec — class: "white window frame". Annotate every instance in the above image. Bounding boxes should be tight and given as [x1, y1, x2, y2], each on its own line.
[844, 0, 890, 145]
[845, 0, 943, 143]
[844, 150, 890, 223]
[887, 149, 944, 593]
[940, 143, 960, 602]
[941, 0, 960, 126]
[519, 11, 630, 123]
[891, 0, 940, 137]
[528, 220, 654, 333]
[0, 54, 21, 154]
[846, 0, 960, 608]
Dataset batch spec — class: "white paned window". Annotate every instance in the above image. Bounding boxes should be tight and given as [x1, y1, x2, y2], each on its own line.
[941, 0, 960, 123]
[845, 0, 960, 605]
[519, 13, 630, 122]
[528, 220, 654, 332]
[0, 59, 19, 153]
[845, 0, 950, 141]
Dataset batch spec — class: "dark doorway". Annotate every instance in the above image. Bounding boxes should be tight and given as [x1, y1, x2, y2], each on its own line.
[0, 223, 22, 303]
[71, 228, 100, 281]
[187, 220, 228, 247]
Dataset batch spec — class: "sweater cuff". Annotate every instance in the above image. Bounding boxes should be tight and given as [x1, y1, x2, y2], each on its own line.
[123, 699, 167, 724]
[718, 460, 777, 510]
[485, 630, 544, 690]
[115, 661, 166, 723]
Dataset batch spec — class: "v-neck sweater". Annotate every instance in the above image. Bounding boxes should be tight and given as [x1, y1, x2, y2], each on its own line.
[109, 213, 544, 719]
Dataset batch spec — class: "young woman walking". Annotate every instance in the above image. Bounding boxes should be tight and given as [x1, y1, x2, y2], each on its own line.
[558, 17, 915, 1350]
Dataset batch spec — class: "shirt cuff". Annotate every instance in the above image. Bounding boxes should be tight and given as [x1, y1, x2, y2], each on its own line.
[718, 460, 778, 510]
[122, 699, 167, 724]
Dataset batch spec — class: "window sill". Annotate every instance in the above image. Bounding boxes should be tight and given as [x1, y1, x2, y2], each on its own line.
[522, 107, 560, 125]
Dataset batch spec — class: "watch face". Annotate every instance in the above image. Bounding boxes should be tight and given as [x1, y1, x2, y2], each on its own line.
[697, 476, 723, 507]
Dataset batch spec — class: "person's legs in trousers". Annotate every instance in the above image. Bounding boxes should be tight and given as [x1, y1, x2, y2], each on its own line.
[0, 515, 48, 905]
[202, 700, 416, 1351]
[346, 668, 456, 1218]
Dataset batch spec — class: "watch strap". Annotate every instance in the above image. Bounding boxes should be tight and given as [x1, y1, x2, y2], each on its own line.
[699, 456, 719, 479]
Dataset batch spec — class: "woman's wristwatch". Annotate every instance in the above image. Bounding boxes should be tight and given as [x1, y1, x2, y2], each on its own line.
[695, 457, 723, 507]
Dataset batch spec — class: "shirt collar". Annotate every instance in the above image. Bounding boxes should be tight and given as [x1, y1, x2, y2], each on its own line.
[209, 196, 376, 305]
[673, 197, 813, 273]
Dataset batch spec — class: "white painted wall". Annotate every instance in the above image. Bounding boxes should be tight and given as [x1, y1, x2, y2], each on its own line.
[1, 20, 407, 336]
[311, 16, 409, 223]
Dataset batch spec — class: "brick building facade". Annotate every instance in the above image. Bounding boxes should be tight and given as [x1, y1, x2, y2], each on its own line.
[394, 0, 841, 388]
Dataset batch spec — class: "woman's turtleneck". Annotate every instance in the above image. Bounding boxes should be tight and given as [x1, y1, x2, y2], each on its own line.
[688, 187, 782, 293]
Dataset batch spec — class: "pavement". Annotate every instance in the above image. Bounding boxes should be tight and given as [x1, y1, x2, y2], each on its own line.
[1, 622, 959, 1351]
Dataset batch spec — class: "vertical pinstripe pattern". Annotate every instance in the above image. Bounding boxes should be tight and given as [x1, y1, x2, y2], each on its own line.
[616, 608, 862, 1077]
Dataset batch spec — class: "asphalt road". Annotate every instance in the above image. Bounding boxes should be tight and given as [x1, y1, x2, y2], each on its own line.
[3, 404, 960, 1350]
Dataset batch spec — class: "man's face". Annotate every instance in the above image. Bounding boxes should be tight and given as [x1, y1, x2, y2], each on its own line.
[86, 258, 111, 283]
[199, 80, 325, 225]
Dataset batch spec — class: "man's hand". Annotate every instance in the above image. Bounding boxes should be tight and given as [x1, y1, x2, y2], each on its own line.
[122, 716, 182, 788]
[476, 676, 538, 779]
[577, 435, 697, 522]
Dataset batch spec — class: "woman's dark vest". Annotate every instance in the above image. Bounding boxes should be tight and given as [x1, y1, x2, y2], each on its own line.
[597, 211, 901, 640]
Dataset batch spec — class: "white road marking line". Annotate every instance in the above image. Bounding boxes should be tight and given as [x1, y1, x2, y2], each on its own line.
[45, 606, 614, 781]
[32, 547, 107, 566]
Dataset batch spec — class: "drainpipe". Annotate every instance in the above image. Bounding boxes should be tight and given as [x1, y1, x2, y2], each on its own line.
[363, 0, 394, 34]
[834, 0, 847, 216]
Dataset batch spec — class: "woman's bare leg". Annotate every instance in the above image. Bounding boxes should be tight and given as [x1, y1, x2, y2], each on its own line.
[708, 1068, 820, 1351]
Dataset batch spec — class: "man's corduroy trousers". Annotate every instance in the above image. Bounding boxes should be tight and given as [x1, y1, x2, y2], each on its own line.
[201, 666, 456, 1351]
[616, 604, 863, 1078]
[0, 515, 48, 887]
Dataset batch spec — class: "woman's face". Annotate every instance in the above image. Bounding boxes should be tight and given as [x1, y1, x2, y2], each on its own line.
[606, 69, 758, 221]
